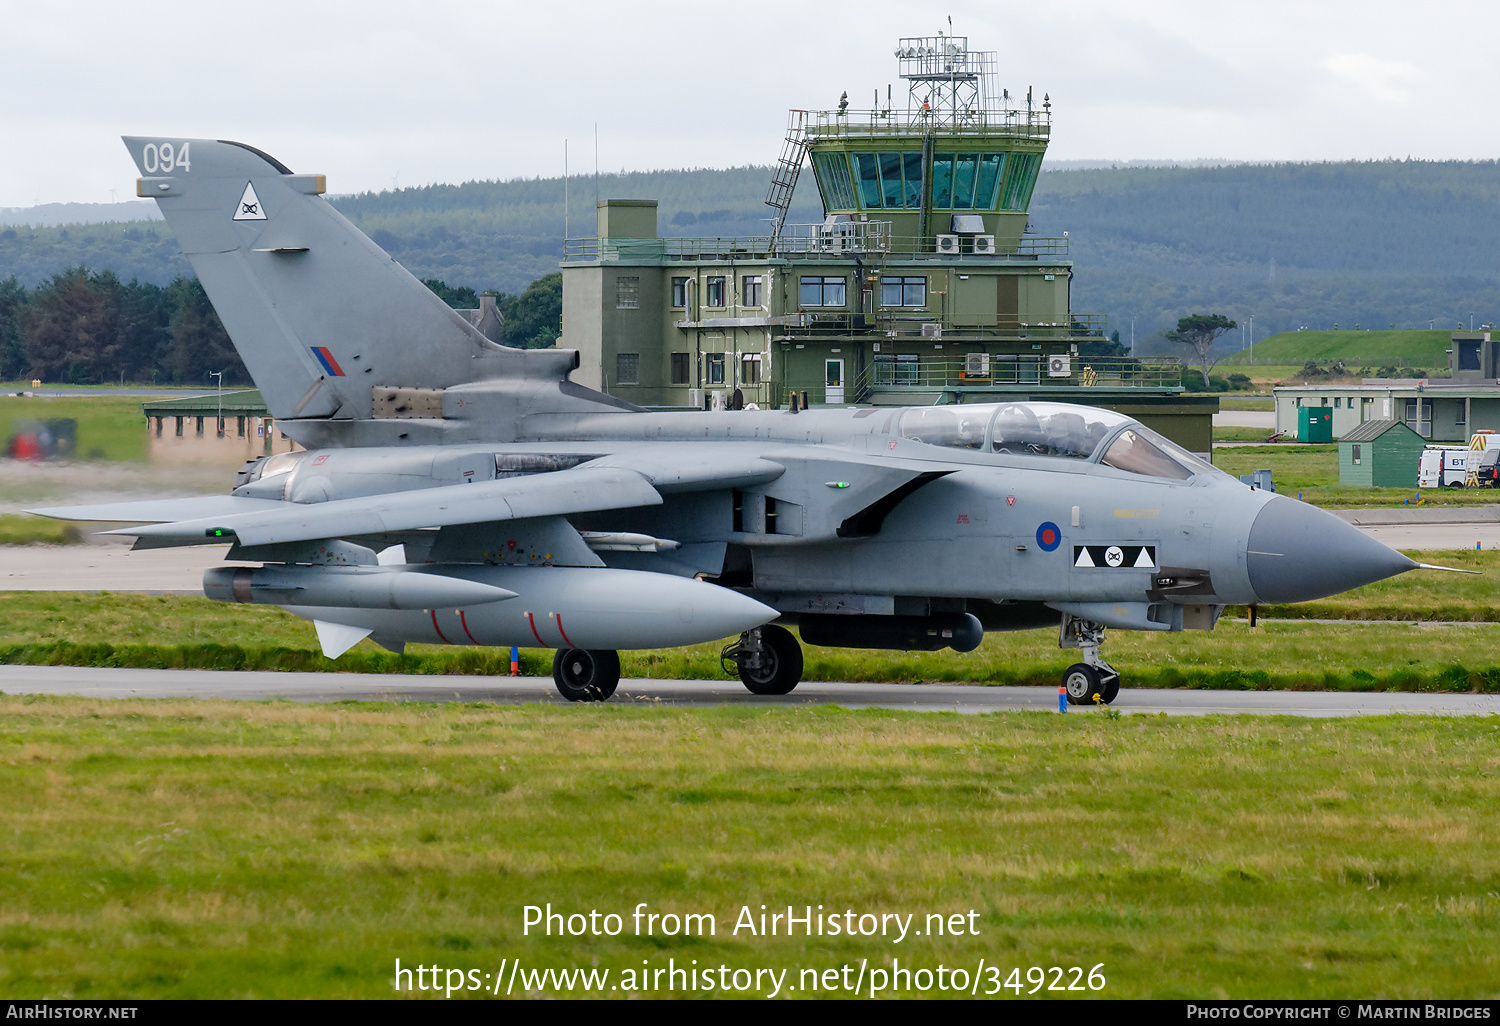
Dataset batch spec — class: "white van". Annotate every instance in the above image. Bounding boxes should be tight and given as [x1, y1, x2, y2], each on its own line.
[1418, 446, 1472, 488]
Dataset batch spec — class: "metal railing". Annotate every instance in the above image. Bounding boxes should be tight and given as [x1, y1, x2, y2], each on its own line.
[777, 220, 893, 253]
[804, 108, 1051, 140]
[783, 311, 1105, 342]
[864, 312, 1110, 340]
[847, 355, 1183, 400]
[562, 232, 1068, 262]
[704, 356, 1181, 411]
[687, 382, 786, 409]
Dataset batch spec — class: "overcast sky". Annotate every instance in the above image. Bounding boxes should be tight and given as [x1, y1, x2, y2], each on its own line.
[2, 0, 1496, 208]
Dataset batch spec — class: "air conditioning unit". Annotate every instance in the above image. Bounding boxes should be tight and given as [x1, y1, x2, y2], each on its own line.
[935, 234, 960, 254]
[687, 388, 703, 408]
[1047, 355, 1072, 378]
[964, 352, 990, 377]
[921, 323, 943, 340]
[972, 234, 996, 254]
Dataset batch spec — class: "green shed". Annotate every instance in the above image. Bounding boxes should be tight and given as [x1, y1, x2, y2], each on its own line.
[1338, 419, 1425, 487]
[1298, 405, 1333, 443]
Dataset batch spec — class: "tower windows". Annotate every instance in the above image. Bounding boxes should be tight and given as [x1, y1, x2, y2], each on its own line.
[799, 276, 846, 307]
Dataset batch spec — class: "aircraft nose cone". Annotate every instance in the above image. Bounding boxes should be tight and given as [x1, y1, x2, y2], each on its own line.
[1247, 496, 1417, 604]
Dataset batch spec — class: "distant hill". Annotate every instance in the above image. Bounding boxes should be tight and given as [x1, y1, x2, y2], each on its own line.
[0, 167, 822, 298]
[0, 200, 160, 228]
[1026, 160, 1500, 342]
[1219, 329, 1455, 371]
[329, 166, 823, 297]
[2, 159, 1498, 338]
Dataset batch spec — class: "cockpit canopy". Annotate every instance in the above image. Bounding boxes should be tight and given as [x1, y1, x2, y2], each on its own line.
[898, 401, 1212, 481]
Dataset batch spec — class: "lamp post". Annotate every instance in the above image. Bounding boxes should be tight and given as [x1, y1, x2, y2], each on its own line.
[209, 371, 223, 437]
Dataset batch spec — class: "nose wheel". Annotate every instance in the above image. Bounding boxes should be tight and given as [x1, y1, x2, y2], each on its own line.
[1060, 616, 1120, 706]
[1062, 663, 1121, 706]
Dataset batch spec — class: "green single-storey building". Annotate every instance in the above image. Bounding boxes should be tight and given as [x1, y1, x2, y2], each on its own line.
[1338, 419, 1425, 487]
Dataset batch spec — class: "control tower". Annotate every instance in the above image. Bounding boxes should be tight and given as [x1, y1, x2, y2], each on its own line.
[559, 29, 1211, 453]
[767, 32, 1050, 255]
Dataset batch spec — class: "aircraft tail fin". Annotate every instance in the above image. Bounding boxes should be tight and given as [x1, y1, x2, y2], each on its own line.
[123, 137, 578, 424]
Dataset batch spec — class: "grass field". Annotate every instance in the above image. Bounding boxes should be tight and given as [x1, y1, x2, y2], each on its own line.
[6, 589, 1500, 692]
[1, 697, 1496, 999]
[1213, 426, 1276, 443]
[4, 395, 1496, 1002]
[1208, 365, 1350, 384]
[1212, 445, 1500, 506]
[1219, 330, 1453, 370]
[0, 396, 148, 462]
[0, 514, 82, 544]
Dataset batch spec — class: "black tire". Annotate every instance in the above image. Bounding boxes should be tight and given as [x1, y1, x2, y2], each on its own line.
[1101, 674, 1121, 705]
[1063, 663, 1105, 706]
[552, 648, 620, 702]
[738, 625, 803, 696]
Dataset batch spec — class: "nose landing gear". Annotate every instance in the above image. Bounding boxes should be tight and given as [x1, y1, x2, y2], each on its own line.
[1060, 615, 1120, 706]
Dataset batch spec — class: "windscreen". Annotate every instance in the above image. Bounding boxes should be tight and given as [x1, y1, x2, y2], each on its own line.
[1100, 425, 1211, 480]
[893, 401, 1208, 478]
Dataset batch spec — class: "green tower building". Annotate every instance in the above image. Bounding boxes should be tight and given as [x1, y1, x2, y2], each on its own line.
[560, 31, 1213, 453]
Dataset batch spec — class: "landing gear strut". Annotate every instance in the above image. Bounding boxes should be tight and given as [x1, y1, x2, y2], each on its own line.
[723, 625, 803, 695]
[552, 648, 620, 702]
[1059, 616, 1120, 706]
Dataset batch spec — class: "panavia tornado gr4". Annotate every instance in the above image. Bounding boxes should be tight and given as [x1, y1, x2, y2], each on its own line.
[33, 137, 1426, 703]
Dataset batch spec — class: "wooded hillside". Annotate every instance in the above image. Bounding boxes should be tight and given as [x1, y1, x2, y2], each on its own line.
[1, 159, 1496, 344]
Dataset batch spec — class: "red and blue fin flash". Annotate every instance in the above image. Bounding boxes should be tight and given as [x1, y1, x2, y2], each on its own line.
[309, 346, 346, 376]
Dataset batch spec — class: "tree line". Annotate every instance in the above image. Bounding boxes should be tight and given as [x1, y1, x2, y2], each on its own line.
[0, 270, 563, 385]
[4, 158, 1499, 343]
[0, 270, 238, 386]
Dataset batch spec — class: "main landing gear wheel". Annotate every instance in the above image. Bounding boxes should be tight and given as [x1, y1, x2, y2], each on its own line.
[552, 648, 620, 702]
[724, 625, 803, 696]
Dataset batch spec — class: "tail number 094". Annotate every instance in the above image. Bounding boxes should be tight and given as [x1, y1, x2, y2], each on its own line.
[141, 142, 190, 174]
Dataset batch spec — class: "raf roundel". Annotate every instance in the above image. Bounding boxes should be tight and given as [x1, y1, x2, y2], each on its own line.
[1035, 521, 1061, 551]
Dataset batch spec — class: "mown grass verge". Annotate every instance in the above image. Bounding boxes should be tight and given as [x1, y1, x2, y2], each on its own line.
[2, 546, 1497, 691]
[0, 395, 149, 461]
[1213, 426, 1275, 443]
[7, 629, 1500, 695]
[1214, 445, 1500, 506]
[0, 514, 83, 545]
[6, 583, 1500, 691]
[1, 697, 1497, 999]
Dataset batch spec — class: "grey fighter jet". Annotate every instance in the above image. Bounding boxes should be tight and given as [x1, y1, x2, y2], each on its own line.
[32, 138, 1423, 703]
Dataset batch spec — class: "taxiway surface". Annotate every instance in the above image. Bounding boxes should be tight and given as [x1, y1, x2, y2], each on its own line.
[3, 665, 1496, 717]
